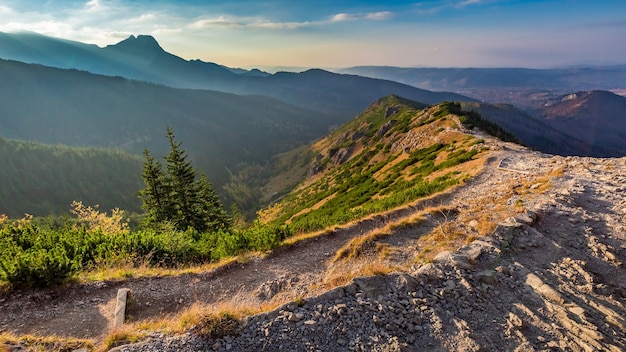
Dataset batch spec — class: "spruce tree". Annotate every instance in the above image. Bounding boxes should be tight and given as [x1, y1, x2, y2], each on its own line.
[137, 149, 169, 223]
[138, 127, 230, 233]
[164, 127, 202, 231]
[196, 173, 231, 231]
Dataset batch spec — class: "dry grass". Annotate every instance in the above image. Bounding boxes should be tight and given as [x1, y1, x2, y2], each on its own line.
[321, 259, 400, 290]
[99, 300, 255, 351]
[100, 326, 146, 351]
[287, 193, 337, 223]
[79, 256, 243, 283]
[281, 227, 331, 246]
[0, 332, 93, 352]
[389, 213, 426, 231]
[332, 228, 392, 263]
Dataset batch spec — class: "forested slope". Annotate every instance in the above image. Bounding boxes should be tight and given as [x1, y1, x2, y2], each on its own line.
[0, 137, 143, 217]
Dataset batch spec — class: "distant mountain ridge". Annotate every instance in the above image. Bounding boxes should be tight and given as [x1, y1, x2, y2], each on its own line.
[533, 90, 626, 156]
[0, 31, 474, 119]
[0, 58, 331, 190]
[338, 65, 626, 92]
[460, 90, 626, 157]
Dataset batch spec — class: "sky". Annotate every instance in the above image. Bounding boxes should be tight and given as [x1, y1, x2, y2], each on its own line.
[0, 0, 625, 69]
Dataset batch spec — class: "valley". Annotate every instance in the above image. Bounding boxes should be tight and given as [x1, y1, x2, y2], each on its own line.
[0, 27, 625, 352]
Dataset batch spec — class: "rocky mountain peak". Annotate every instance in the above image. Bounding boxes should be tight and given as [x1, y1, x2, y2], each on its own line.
[106, 34, 165, 55]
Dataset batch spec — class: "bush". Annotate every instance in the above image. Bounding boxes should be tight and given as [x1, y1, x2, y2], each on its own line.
[0, 217, 293, 289]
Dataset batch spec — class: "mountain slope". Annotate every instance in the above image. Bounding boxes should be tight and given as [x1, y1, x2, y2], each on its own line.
[533, 90, 626, 156]
[0, 32, 234, 85]
[0, 32, 475, 120]
[260, 96, 495, 232]
[0, 137, 143, 217]
[3, 98, 624, 351]
[458, 102, 621, 157]
[0, 58, 331, 189]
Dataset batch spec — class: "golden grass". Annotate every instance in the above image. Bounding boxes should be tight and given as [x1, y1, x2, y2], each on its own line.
[332, 228, 392, 263]
[79, 255, 244, 283]
[0, 332, 93, 352]
[548, 165, 566, 177]
[100, 326, 146, 351]
[281, 227, 331, 246]
[426, 152, 488, 182]
[373, 152, 410, 181]
[287, 192, 337, 223]
[98, 300, 257, 351]
[389, 213, 426, 231]
[321, 260, 400, 290]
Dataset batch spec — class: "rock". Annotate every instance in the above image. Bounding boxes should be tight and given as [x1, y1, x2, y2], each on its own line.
[507, 312, 524, 330]
[352, 277, 389, 299]
[289, 313, 304, 322]
[390, 273, 419, 293]
[525, 273, 564, 304]
[476, 270, 497, 285]
[500, 217, 523, 228]
[464, 244, 484, 264]
[515, 211, 537, 225]
[433, 251, 473, 270]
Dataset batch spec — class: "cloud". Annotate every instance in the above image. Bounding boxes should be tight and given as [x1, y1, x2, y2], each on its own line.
[330, 13, 356, 22]
[85, 0, 108, 13]
[190, 15, 311, 30]
[413, 0, 495, 14]
[190, 10, 391, 31]
[457, 0, 484, 7]
[86, 0, 102, 8]
[366, 11, 393, 20]
[331, 11, 393, 22]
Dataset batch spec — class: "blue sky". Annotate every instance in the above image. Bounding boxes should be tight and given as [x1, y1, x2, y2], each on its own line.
[0, 0, 625, 68]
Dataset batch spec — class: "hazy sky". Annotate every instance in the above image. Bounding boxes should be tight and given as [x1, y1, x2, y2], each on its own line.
[1, 0, 625, 68]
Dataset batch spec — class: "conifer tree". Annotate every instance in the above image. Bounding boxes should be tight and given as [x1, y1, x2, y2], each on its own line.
[196, 173, 230, 231]
[137, 149, 169, 223]
[138, 127, 231, 232]
[164, 127, 201, 231]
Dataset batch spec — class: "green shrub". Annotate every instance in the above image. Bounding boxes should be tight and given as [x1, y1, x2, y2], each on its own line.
[0, 218, 293, 289]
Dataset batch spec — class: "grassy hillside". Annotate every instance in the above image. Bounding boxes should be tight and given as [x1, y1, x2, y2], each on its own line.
[259, 96, 493, 233]
[0, 137, 143, 217]
[0, 96, 513, 292]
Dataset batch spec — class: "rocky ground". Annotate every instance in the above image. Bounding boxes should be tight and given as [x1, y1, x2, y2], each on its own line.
[2, 138, 625, 351]
[110, 145, 625, 351]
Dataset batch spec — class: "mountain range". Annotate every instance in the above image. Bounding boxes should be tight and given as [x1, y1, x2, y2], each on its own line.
[462, 90, 626, 157]
[0, 58, 331, 189]
[0, 31, 625, 217]
[0, 32, 472, 118]
[338, 65, 626, 93]
[338, 65, 626, 110]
